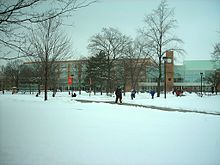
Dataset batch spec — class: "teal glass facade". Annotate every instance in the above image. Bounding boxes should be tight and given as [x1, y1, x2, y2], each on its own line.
[140, 60, 216, 92]
[173, 60, 215, 91]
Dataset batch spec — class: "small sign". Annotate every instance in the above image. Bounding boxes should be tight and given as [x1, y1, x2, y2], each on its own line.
[68, 77, 72, 85]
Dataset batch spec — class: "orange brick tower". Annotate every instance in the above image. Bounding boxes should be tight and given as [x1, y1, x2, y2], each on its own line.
[165, 51, 174, 91]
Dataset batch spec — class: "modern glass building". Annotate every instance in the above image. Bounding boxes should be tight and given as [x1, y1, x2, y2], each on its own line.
[174, 60, 216, 92]
[139, 58, 217, 93]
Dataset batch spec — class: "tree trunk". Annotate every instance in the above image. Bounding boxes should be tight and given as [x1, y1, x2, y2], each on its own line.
[16, 73, 19, 89]
[38, 83, 41, 94]
[44, 59, 48, 101]
[44, 71, 48, 101]
[123, 82, 126, 96]
[107, 66, 111, 95]
[100, 83, 103, 95]
[157, 57, 162, 97]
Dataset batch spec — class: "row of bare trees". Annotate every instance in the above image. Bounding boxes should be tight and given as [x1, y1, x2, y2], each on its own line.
[85, 27, 152, 94]
[0, 60, 32, 90]
[0, 0, 96, 100]
[0, 0, 96, 60]
[1, 58, 62, 95]
[86, 0, 184, 96]
[3, 0, 218, 99]
[1, 0, 184, 99]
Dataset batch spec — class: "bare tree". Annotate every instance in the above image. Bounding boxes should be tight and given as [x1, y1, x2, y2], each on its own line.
[140, 0, 184, 97]
[0, 0, 96, 60]
[209, 31, 220, 94]
[204, 71, 220, 95]
[123, 37, 152, 91]
[2, 59, 23, 88]
[212, 42, 220, 69]
[88, 27, 131, 94]
[29, 17, 71, 101]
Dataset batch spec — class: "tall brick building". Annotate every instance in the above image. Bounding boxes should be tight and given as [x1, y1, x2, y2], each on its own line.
[165, 51, 174, 92]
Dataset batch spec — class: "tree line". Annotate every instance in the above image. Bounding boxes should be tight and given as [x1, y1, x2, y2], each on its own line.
[0, 0, 97, 100]
[85, 0, 185, 97]
[1, 0, 219, 100]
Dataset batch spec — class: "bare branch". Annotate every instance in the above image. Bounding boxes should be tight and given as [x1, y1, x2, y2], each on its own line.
[88, 27, 131, 93]
[0, 0, 97, 60]
[27, 16, 72, 100]
[139, 0, 184, 97]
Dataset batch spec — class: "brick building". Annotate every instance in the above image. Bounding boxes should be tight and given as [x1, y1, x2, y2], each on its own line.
[9, 52, 219, 93]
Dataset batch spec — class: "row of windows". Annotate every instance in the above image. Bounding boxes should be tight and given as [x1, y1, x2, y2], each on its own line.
[47, 62, 216, 85]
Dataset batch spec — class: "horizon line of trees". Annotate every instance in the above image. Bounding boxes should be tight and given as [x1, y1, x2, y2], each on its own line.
[1, 0, 219, 100]
[1, 56, 220, 97]
[86, 0, 185, 97]
[0, 0, 97, 100]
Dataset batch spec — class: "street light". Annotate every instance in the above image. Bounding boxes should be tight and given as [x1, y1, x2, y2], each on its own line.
[71, 74, 74, 97]
[200, 72, 203, 97]
[163, 56, 167, 99]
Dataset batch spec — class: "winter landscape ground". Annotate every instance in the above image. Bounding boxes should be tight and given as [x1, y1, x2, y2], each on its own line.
[0, 91, 220, 165]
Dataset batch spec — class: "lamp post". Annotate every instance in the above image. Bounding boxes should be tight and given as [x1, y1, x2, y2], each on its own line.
[200, 72, 203, 97]
[163, 56, 167, 99]
[71, 74, 74, 97]
[89, 77, 92, 97]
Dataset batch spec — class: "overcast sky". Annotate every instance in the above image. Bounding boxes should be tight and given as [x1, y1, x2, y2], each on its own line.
[66, 0, 220, 63]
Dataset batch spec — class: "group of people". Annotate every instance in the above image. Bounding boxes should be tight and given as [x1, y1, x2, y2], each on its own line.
[68, 91, 77, 97]
[172, 88, 183, 97]
[115, 86, 156, 103]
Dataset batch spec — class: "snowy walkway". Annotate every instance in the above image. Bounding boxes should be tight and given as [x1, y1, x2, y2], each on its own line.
[76, 99, 220, 116]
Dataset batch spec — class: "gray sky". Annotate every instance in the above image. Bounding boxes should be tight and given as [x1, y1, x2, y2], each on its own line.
[67, 0, 220, 62]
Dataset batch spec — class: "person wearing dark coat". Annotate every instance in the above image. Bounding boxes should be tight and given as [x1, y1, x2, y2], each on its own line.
[72, 92, 77, 97]
[115, 87, 122, 103]
[150, 90, 155, 99]
[131, 89, 136, 100]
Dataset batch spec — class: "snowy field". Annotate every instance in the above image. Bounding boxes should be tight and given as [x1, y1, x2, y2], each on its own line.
[0, 91, 220, 165]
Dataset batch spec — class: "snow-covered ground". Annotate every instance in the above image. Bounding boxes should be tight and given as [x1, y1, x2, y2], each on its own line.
[75, 91, 220, 114]
[0, 91, 220, 165]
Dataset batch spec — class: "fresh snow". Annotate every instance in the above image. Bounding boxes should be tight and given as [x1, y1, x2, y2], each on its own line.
[0, 91, 220, 165]
[76, 91, 220, 114]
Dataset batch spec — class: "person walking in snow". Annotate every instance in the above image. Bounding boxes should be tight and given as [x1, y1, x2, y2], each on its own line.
[72, 92, 77, 97]
[131, 89, 136, 100]
[150, 90, 155, 99]
[115, 86, 122, 103]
